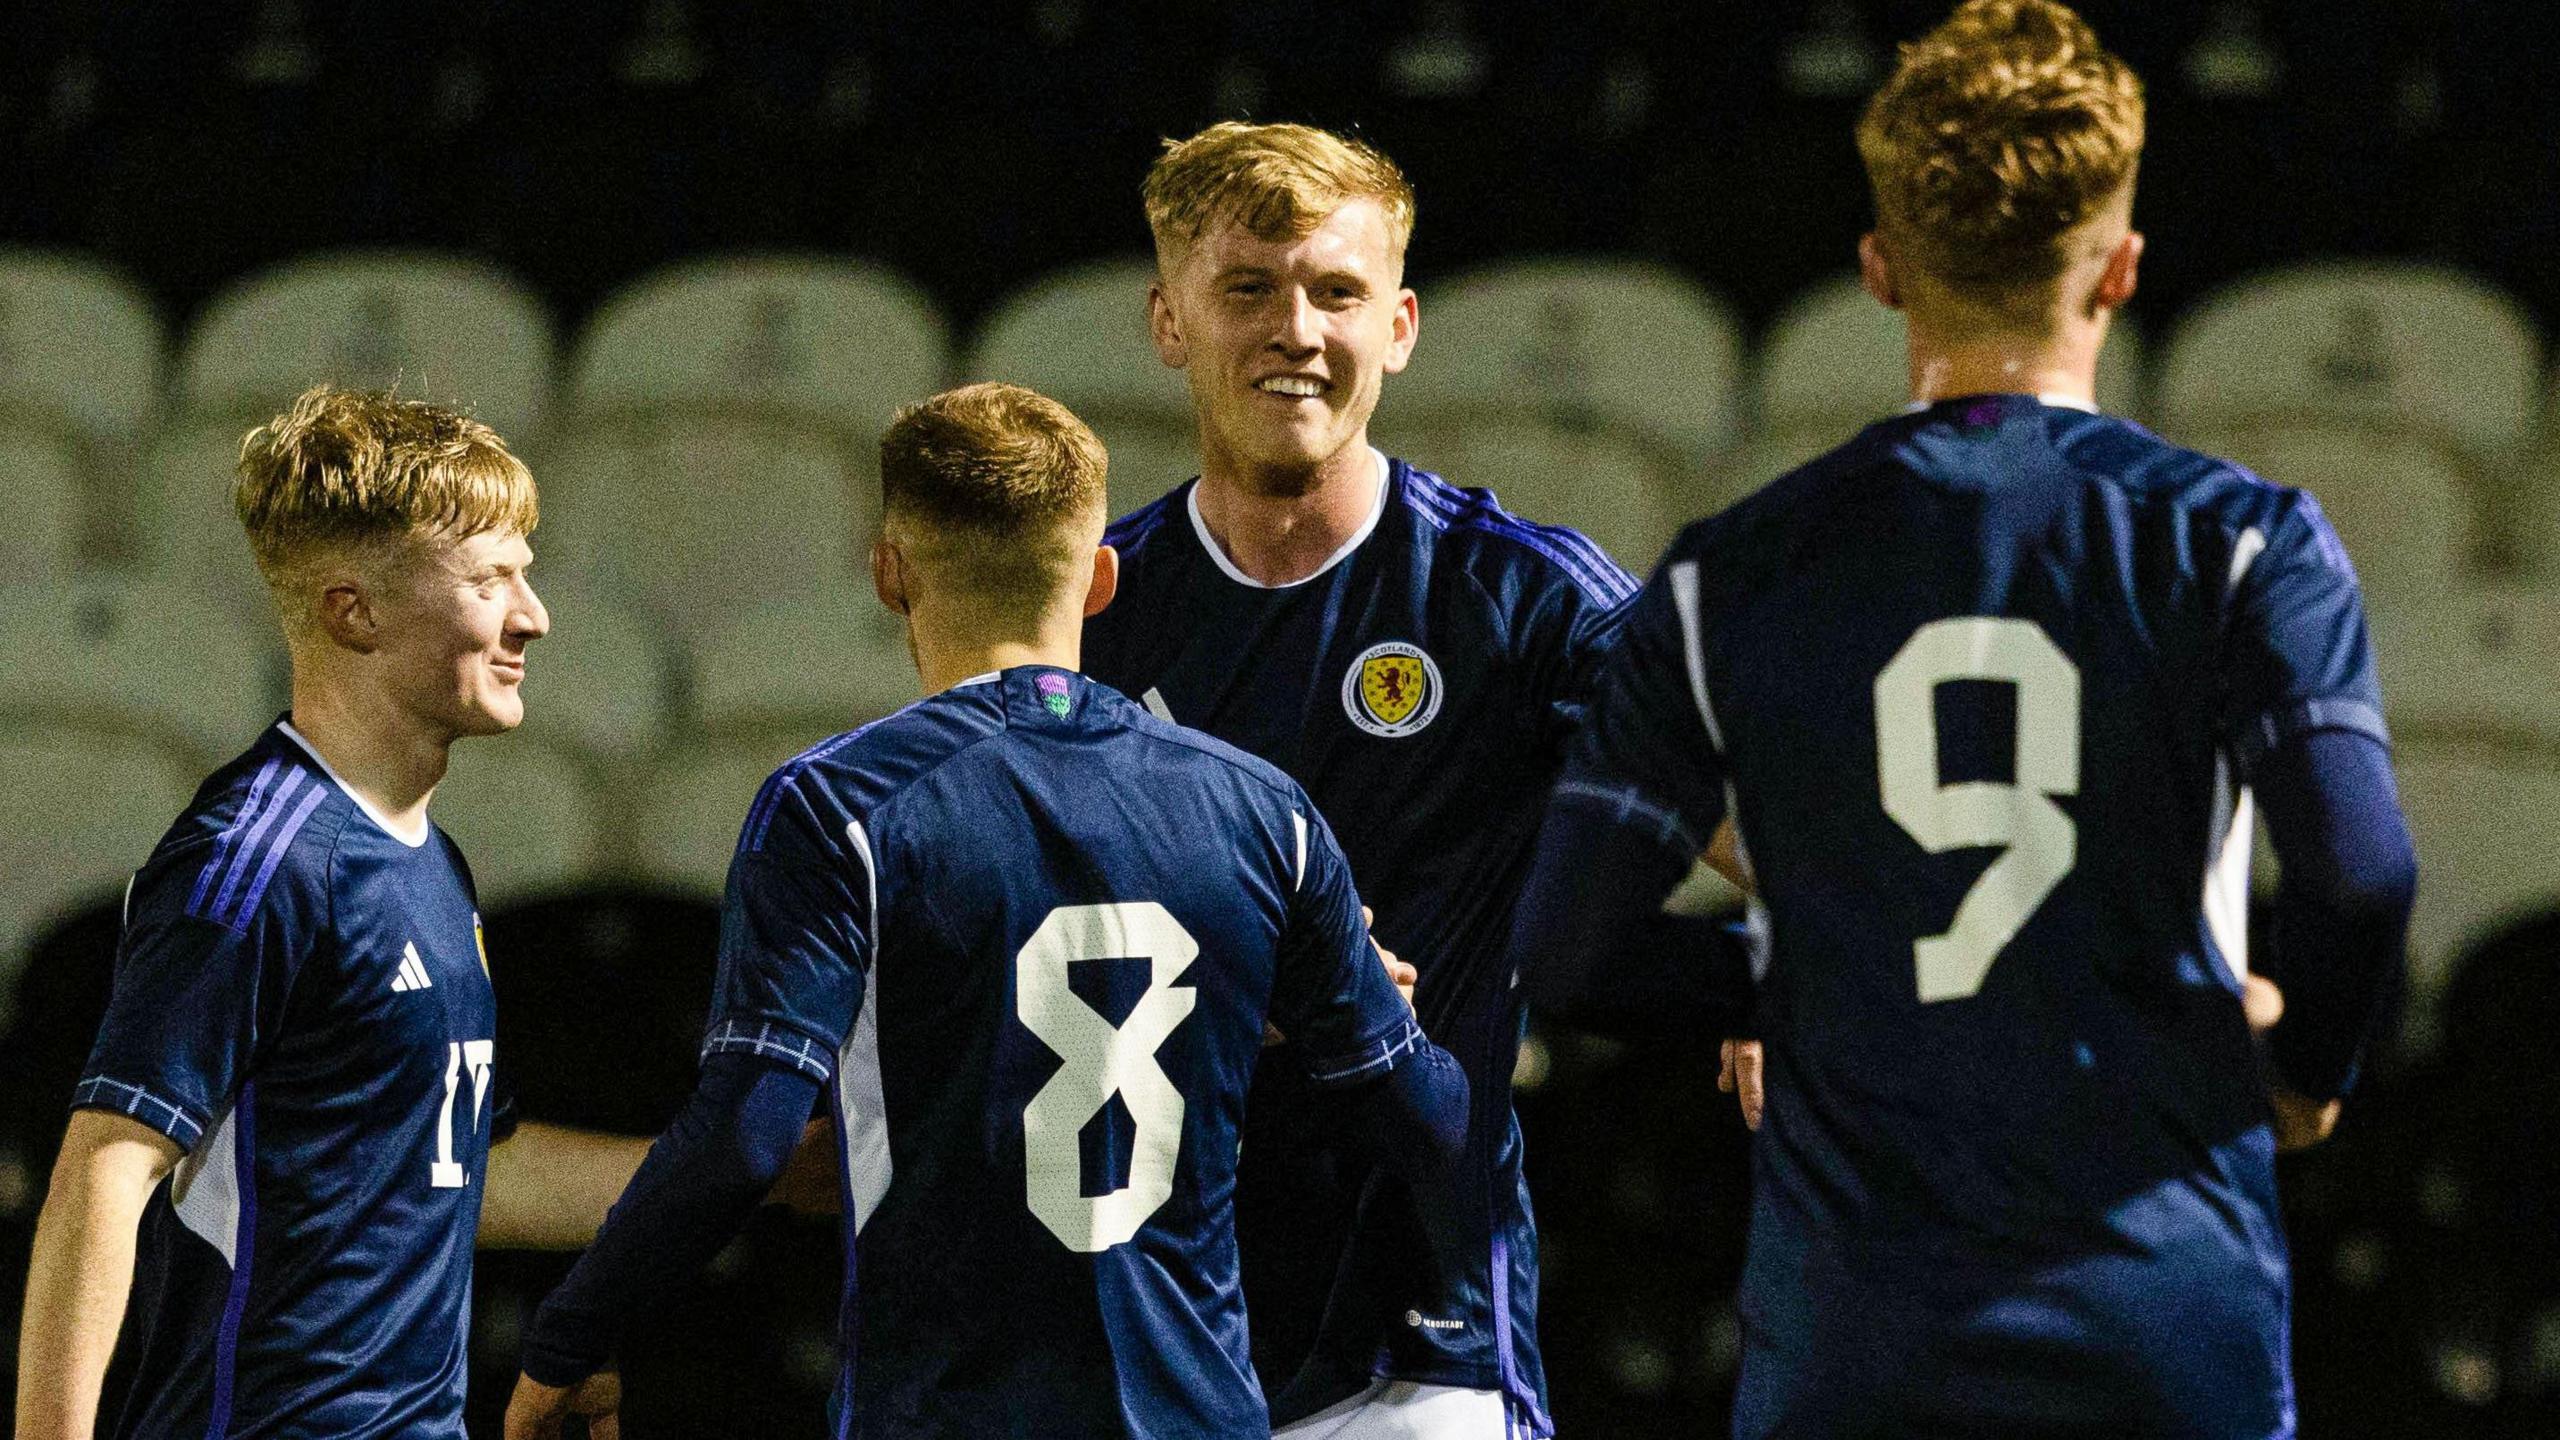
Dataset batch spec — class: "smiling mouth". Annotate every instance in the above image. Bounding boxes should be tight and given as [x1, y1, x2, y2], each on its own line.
[1255, 376, 1327, 399]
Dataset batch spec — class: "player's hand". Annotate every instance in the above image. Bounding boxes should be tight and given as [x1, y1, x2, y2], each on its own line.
[2269, 1088, 2341, 1152]
[1365, 907, 1419, 1012]
[764, 1118, 842, 1217]
[504, 1369, 622, 1440]
[2242, 974, 2284, 1032]
[1717, 1038, 1765, 1131]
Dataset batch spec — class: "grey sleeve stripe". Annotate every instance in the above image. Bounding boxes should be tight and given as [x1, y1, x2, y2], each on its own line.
[70, 1075, 207, 1148]
[700, 1019, 836, 1083]
[1305, 1016, 1428, 1086]
[1552, 779, 1708, 857]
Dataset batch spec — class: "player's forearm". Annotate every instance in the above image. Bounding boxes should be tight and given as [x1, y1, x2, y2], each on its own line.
[15, 1126, 177, 1440]
[2255, 728, 2417, 1099]
[1510, 783, 1741, 1027]
[518, 1055, 819, 1386]
[480, 1121, 654, 1251]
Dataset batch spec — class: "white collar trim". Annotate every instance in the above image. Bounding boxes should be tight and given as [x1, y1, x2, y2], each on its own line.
[1901, 392, 2101, 415]
[277, 721, 432, 848]
[1187, 448, 1391, 591]
[953, 672, 1001, 689]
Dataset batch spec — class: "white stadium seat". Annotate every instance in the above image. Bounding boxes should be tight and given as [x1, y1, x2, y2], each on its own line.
[1093, 417, 1202, 522]
[0, 577, 281, 767]
[509, 582, 673, 767]
[1396, 259, 1744, 465]
[2391, 737, 2560, 998]
[431, 737, 606, 906]
[567, 257, 948, 439]
[0, 725, 200, 985]
[535, 417, 875, 662]
[2366, 585, 2560, 748]
[2158, 262, 2540, 460]
[1370, 418, 1673, 572]
[630, 739, 817, 899]
[0, 249, 165, 448]
[967, 256, 1190, 427]
[2206, 428, 2473, 606]
[691, 595, 916, 737]
[136, 418, 278, 625]
[0, 430, 86, 581]
[177, 250, 556, 442]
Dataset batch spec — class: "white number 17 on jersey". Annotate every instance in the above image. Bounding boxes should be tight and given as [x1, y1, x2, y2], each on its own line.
[1874, 617, 2081, 1002]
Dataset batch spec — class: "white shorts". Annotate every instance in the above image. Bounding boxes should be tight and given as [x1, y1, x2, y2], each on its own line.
[1271, 1381, 1516, 1440]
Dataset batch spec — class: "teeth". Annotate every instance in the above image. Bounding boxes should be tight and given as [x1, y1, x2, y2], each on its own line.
[1258, 377, 1323, 397]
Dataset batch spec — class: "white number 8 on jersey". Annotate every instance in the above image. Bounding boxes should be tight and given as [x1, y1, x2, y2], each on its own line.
[1016, 902, 1199, 1253]
[1875, 617, 2081, 1003]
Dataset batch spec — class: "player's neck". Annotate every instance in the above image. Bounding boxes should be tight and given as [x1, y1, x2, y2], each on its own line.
[1905, 332, 2099, 410]
[286, 676, 451, 835]
[907, 614, 1084, 697]
[1193, 442, 1382, 587]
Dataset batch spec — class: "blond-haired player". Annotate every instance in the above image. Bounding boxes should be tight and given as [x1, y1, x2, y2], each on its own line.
[1078, 120, 1735, 1439]
[1509, 3, 2414, 1435]
[504, 383, 1465, 1439]
[15, 387, 646, 1440]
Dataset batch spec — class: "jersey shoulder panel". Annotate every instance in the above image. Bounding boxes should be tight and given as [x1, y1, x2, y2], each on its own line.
[1102, 481, 1194, 563]
[736, 685, 1012, 859]
[1394, 461, 1638, 609]
[1105, 687, 1312, 811]
[150, 733, 354, 935]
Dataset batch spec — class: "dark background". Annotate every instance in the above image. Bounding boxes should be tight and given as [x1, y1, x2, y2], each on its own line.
[3, 2, 2558, 1435]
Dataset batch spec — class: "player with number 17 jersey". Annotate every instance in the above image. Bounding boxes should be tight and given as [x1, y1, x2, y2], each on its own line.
[75, 719, 508, 1438]
[698, 668, 1458, 1438]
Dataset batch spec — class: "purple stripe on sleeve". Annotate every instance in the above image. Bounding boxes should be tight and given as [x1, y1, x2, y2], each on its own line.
[221, 782, 329, 930]
[207, 769, 309, 925]
[203, 1083, 257, 1439]
[189, 758, 281, 917]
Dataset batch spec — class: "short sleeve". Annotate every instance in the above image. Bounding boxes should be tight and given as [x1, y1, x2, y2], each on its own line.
[2218, 493, 2390, 776]
[700, 771, 873, 1085]
[1267, 804, 1428, 1089]
[73, 848, 307, 1152]
[1557, 552, 1733, 858]
[1521, 553, 1638, 756]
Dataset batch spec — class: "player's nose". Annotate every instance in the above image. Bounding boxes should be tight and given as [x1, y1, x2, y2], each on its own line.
[512, 578, 551, 640]
[1272, 287, 1323, 353]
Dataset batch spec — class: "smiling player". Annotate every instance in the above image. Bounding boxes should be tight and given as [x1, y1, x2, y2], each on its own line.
[15, 386, 645, 1440]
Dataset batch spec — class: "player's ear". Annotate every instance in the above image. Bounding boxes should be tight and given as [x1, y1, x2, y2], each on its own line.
[1148, 279, 1188, 369]
[1859, 233, 1903, 310]
[1082, 544, 1119, 619]
[871, 537, 910, 618]
[1381, 289, 1419, 376]
[2094, 230, 2144, 314]
[314, 571, 380, 654]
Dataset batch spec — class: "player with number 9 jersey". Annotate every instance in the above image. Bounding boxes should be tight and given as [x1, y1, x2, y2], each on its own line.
[72, 720, 509, 1438]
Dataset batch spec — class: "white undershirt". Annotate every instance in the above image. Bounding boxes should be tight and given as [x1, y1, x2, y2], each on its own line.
[277, 720, 432, 848]
[1187, 448, 1391, 591]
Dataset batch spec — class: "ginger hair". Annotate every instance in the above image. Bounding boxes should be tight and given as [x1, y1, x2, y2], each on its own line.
[878, 382, 1108, 621]
[1143, 121, 1416, 270]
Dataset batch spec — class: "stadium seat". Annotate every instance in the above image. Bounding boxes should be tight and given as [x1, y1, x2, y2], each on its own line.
[565, 257, 948, 439]
[2366, 586, 2560, 748]
[629, 738, 816, 899]
[1371, 418, 1674, 571]
[0, 250, 165, 450]
[2158, 262, 2541, 462]
[135, 418, 278, 625]
[534, 417, 875, 664]
[691, 594, 915, 738]
[1395, 259, 1745, 466]
[0, 430, 85, 581]
[2391, 737, 2560, 998]
[176, 250, 556, 442]
[509, 582, 673, 768]
[1093, 418, 1202, 521]
[2218, 429, 2474, 605]
[1754, 274, 2148, 435]
[431, 738, 606, 906]
[0, 576, 281, 768]
[966, 256, 1190, 428]
[0, 725, 199, 984]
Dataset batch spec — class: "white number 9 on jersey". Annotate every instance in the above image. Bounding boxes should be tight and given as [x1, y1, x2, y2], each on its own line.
[1874, 617, 2080, 1002]
[1016, 902, 1199, 1253]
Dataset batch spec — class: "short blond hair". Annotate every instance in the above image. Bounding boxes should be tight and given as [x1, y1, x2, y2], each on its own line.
[878, 383, 1108, 620]
[1857, 0, 2144, 303]
[235, 385, 535, 620]
[1143, 121, 1416, 267]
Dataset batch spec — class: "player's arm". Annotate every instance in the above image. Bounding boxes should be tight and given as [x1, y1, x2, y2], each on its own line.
[2220, 494, 2416, 1146]
[479, 1120, 655, 1251]
[1272, 806, 1470, 1179]
[15, 1110, 181, 1440]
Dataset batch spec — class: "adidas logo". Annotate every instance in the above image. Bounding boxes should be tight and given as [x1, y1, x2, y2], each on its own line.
[390, 941, 434, 993]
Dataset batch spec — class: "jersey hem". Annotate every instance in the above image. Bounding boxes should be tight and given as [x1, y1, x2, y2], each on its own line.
[700, 1016, 838, 1083]
[1303, 1014, 1428, 1088]
[69, 1074, 207, 1150]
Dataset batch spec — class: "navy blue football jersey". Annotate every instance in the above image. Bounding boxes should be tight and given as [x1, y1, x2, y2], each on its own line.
[75, 720, 508, 1439]
[1084, 456, 1634, 1428]
[702, 667, 1431, 1440]
[1568, 396, 2385, 1438]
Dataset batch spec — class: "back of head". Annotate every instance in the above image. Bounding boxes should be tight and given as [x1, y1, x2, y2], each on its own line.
[1857, 0, 2145, 323]
[236, 384, 536, 636]
[878, 383, 1109, 625]
[1142, 120, 1417, 272]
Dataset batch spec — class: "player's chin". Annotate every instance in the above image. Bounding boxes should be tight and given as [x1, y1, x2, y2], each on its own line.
[457, 686, 526, 736]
